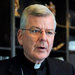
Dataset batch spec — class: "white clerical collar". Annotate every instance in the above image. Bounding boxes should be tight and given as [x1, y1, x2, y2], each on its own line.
[34, 63, 41, 69]
[34, 60, 45, 69]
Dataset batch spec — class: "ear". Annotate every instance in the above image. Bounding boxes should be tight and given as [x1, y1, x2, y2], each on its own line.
[17, 29, 23, 46]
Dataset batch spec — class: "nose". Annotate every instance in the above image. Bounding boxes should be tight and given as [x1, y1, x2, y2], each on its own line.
[39, 30, 47, 41]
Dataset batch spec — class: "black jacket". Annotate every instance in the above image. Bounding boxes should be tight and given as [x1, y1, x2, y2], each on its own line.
[0, 54, 75, 75]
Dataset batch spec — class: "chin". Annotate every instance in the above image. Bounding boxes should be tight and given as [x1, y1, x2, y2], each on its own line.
[36, 55, 48, 60]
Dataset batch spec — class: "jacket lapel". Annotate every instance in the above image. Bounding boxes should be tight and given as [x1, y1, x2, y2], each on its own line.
[47, 58, 56, 75]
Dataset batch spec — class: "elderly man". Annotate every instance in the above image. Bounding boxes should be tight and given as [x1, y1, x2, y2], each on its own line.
[0, 4, 75, 75]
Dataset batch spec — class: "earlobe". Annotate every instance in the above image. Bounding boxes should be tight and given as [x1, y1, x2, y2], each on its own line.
[17, 29, 23, 46]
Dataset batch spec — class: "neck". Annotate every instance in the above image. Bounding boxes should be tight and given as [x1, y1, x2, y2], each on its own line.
[24, 53, 45, 64]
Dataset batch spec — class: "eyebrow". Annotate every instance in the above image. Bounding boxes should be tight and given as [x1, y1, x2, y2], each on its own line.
[30, 26, 40, 28]
[30, 26, 55, 31]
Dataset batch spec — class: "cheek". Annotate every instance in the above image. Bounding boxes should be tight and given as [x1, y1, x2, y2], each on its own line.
[48, 37, 54, 50]
[23, 35, 37, 49]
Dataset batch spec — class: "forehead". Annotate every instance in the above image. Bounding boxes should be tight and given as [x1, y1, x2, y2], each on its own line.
[26, 15, 55, 29]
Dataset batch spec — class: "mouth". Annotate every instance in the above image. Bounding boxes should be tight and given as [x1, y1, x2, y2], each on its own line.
[36, 47, 47, 51]
[38, 47, 46, 49]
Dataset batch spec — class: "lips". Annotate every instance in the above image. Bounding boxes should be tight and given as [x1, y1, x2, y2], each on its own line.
[35, 43, 47, 50]
[37, 47, 46, 49]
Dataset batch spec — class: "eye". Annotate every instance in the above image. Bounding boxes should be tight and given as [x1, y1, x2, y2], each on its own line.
[47, 31, 53, 35]
[30, 29, 40, 33]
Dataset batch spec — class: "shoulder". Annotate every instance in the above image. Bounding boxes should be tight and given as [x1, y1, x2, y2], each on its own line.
[47, 57, 73, 67]
[45, 57, 75, 75]
[0, 56, 18, 69]
[0, 56, 21, 75]
[47, 57, 75, 71]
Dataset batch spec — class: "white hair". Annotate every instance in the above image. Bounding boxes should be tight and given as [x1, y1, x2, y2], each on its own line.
[20, 4, 56, 30]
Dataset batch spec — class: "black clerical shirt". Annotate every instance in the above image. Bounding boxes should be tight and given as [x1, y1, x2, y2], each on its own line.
[0, 53, 74, 75]
[19, 54, 48, 75]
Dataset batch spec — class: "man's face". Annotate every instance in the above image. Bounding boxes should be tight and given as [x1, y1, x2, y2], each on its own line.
[18, 15, 55, 63]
